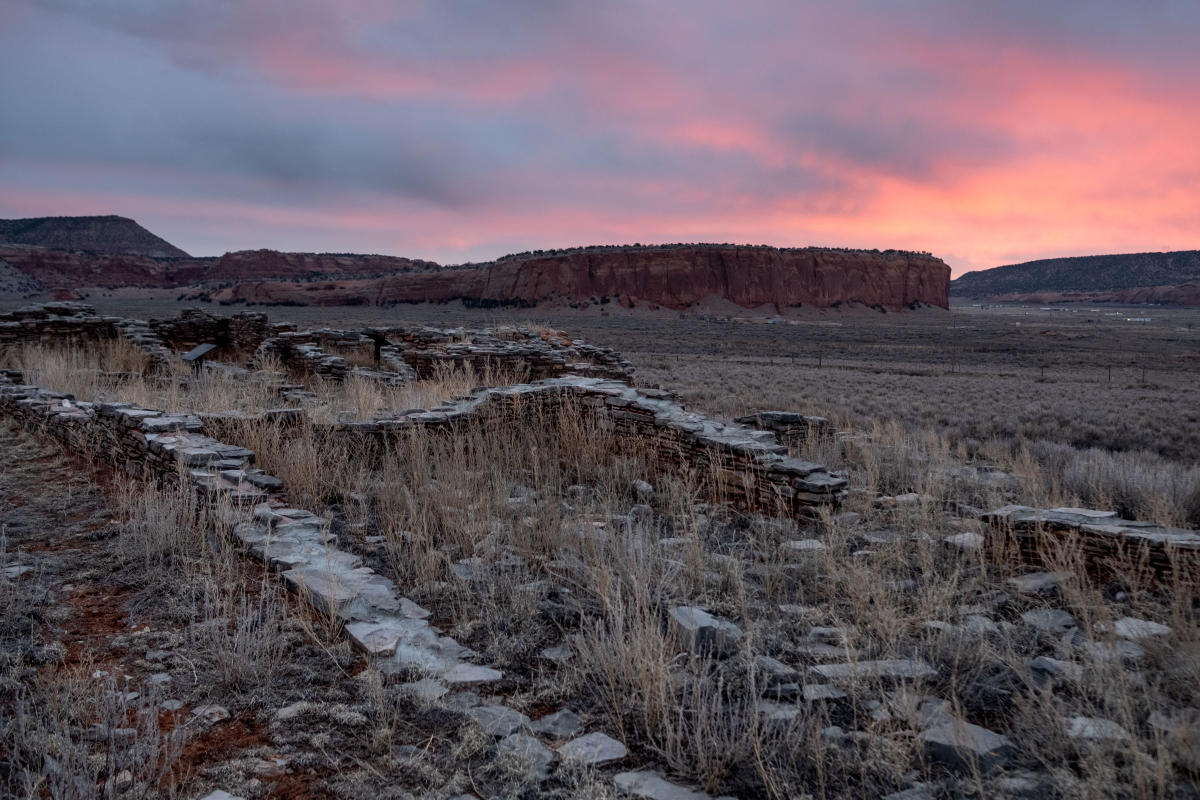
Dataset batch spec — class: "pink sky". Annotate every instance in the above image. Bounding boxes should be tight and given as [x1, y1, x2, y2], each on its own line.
[1, 1, 1197, 276]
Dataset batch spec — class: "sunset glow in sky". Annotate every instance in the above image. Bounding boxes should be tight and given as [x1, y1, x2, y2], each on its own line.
[1, 1, 1197, 276]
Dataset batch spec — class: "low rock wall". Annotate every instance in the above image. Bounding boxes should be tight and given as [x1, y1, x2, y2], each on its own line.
[1, 302, 173, 369]
[149, 307, 274, 357]
[210, 376, 850, 516]
[981, 505, 1200, 584]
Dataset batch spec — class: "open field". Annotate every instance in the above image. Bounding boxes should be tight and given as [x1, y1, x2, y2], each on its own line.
[2, 300, 1199, 799]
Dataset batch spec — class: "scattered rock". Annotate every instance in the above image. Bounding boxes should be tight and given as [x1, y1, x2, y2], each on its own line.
[614, 770, 718, 799]
[557, 731, 628, 765]
[274, 701, 311, 721]
[943, 532, 984, 552]
[1028, 656, 1083, 684]
[1149, 708, 1200, 770]
[810, 659, 936, 682]
[497, 733, 556, 778]
[191, 704, 231, 723]
[783, 539, 826, 553]
[962, 614, 1000, 636]
[1107, 617, 1172, 641]
[531, 708, 583, 739]
[1020, 608, 1076, 635]
[1083, 638, 1146, 663]
[921, 719, 1012, 773]
[467, 704, 530, 737]
[402, 678, 449, 702]
[82, 724, 137, 742]
[443, 663, 503, 684]
[755, 655, 800, 684]
[992, 774, 1046, 798]
[540, 644, 573, 662]
[669, 606, 743, 655]
[881, 785, 934, 800]
[1007, 572, 1069, 595]
[756, 700, 801, 722]
[1066, 716, 1131, 741]
[802, 684, 847, 702]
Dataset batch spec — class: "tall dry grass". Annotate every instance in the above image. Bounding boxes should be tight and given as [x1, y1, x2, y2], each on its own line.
[5, 332, 1199, 797]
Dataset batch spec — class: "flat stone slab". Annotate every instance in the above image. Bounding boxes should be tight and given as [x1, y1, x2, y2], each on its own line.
[921, 719, 1012, 773]
[810, 659, 936, 682]
[531, 708, 582, 739]
[614, 770, 717, 800]
[401, 678, 449, 702]
[1020, 608, 1077, 634]
[468, 704, 530, 737]
[1066, 716, 1131, 741]
[443, 663, 503, 684]
[1108, 617, 1172, 640]
[669, 606, 743, 655]
[497, 733, 555, 778]
[1028, 656, 1083, 683]
[557, 731, 628, 765]
[943, 532, 984, 551]
[1007, 572, 1070, 594]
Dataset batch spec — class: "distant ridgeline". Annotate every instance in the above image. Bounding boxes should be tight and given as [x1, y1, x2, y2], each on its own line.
[952, 250, 1200, 304]
[0, 215, 190, 258]
[0, 215, 951, 310]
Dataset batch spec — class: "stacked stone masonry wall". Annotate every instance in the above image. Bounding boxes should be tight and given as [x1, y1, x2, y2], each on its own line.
[981, 505, 1199, 583]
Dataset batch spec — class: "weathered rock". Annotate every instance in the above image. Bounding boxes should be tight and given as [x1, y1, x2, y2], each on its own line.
[402, 679, 449, 702]
[1106, 617, 1172, 641]
[192, 704, 230, 723]
[614, 770, 719, 800]
[443, 663, 503, 684]
[1028, 656, 1083, 684]
[496, 733, 555, 778]
[944, 532, 985, 552]
[531, 708, 583, 739]
[756, 700, 801, 722]
[212, 245, 952, 312]
[1148, 708, 1200, 770]
[810, 659, 937, 682]
[557, 731, 628, 765]
[783, 539, 826, 553]
[468, 705, 531, 737]
[1066, 716, 1131, 741]
[1020, 608, 1076, 635]
[920, 719, 1013, 773]
[198, 791, 247, 800]
[1008, 572, 1069, 595]
[669, 606, 743, 655]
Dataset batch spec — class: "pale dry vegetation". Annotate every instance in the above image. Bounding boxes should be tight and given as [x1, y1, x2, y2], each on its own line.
[3, 305, 1199, 798]
[214, 395, 1199, 797]
[4, 340, 525, 423]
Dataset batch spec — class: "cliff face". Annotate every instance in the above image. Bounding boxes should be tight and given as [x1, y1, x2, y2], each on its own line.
[0, 244, 193, 287]
[214, 246, 951, 311]
[0, 246, 433, 289]
[1, 229, 950, 312]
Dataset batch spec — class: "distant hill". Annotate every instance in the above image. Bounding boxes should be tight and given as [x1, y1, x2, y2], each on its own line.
[0, 215, 190, 258]
[0, 213, 951, 310]
[952, 250, 1200, 297]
